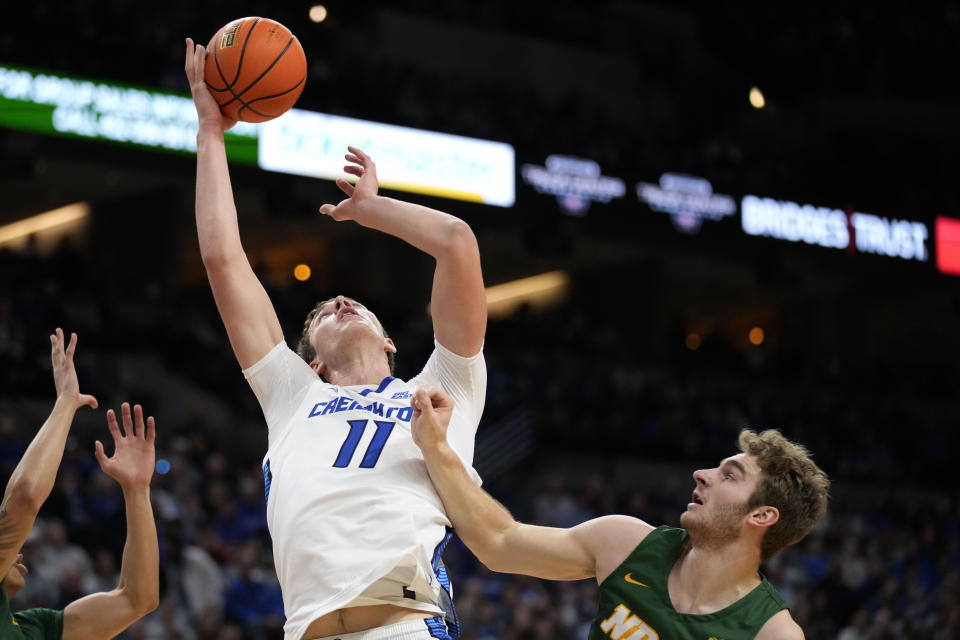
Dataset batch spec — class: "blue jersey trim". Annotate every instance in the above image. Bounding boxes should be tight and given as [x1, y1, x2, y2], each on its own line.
[357, 376, 396, 396]
[431, 528, 460, 638]
[262, 459, 272, 504]
[425, 616, 452, 639]
[432, 529, 453, 571]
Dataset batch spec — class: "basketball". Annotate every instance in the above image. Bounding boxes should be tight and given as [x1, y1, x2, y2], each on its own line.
[203, 17, 306, 123]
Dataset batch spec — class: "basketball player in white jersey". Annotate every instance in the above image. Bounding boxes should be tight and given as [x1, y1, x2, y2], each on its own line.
[185, 40, 487, 640]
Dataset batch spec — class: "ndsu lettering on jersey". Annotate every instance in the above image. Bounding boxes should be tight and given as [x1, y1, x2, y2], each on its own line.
[600, 604, 659, 640]
[307, 396, 414, 422]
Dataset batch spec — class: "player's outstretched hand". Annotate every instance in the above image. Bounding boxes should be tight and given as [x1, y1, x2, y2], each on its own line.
[411, 386, 454, 452]
[318, 146, 380, 222]
[185, 37, 237, 132]
[50, 328, 98, 410]
[96, 403, 157, 490]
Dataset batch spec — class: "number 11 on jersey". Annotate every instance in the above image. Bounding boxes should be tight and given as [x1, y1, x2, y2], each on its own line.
[333, 419, 395, 468]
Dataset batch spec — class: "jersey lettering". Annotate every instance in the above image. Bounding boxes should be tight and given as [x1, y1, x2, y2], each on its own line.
[309, 397, 414, 422]
[600, 604, 659, 640]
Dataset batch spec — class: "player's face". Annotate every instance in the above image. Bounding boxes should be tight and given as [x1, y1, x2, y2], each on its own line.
[680, 453, 761, 543]
[4, 554, 27, 598]
[309, 296, 387, 358]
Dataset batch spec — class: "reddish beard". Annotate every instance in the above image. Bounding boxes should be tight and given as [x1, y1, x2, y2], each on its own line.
[681, 500, 751, 548]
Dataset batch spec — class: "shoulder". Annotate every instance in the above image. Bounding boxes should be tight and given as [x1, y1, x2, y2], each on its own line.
[572, 516, 656, 584]
[755, 609, 804, 640]
[13, 606, 64, 634]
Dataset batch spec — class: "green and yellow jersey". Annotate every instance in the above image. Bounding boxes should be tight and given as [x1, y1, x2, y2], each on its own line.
[0, 582, 62, 640]
[589, 526, 787, 640]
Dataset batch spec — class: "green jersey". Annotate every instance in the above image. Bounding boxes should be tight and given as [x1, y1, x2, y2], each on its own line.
[589, 526, 787, 640]
[0, 582, 62, 640]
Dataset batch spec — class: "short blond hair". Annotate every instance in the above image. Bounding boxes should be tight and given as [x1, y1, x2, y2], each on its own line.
[739, 429, 830, 562]
[296, 297, 395, 376]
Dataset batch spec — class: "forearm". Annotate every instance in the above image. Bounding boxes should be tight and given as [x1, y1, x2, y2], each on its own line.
[195, 127, 244, 262]
[422, 442, 515, 564]
[3, 398, 77, 510]
[115, 486, 159, 613]
[354, 196, 473, 259]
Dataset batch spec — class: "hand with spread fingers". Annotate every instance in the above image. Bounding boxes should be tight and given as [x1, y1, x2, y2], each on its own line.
[96, 403, 156, 490]
[50, 328, 98, 411]
[318, 146, 381, 223]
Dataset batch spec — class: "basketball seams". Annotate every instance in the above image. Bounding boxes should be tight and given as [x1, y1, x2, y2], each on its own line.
[203, 17, 306, 122]
[209, 17, 259, 95]
[231, 17, 262, 89]
[246, 74, 306, 104]
[236, 73, 307, 121]
[210, 42, 230, 92]
[218, 36, 298, 109]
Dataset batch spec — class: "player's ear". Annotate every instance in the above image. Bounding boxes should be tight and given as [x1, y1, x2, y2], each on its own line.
[384, 338, 397, 354]
[748, 505, 779, 529]
[311, 359, 328, 380]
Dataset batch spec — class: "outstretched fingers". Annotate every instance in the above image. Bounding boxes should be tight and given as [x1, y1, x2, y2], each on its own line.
[184, 37, 193, 73]
[346, 146, 370, 164]
[146, 415, 156, 444]
[336, 178, 356, 197]
[105, 408, 122, 444]
[94, 439, 108, 467]
[132, 404, 145, 439]
[65, 332, 78, 359]
[185, 37, 205, 85]
[120, 402, 133, 438]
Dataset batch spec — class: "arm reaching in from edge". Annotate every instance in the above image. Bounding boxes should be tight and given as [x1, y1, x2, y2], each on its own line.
[320, 147, 486, 357]
[411, 387, 653, 583]
[0, 329, 97, 579]
[186, 37, 283, 369]
[63, 403, 159, 639]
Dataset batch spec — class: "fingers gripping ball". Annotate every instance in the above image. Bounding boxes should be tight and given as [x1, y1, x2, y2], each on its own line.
[204, 17, 306, 123]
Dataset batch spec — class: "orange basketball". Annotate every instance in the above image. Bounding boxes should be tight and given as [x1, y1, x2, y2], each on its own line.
[204, 17, 306, 123]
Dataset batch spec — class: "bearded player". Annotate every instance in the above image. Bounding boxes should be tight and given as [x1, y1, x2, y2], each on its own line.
[411, 386, 829, 640]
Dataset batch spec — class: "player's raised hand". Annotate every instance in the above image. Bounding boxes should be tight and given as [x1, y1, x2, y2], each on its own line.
[410, 386, 454, 452]
[185, 37, 237, 132]
[50, 328, 98, 410]
[96, 403, 157, 490]
[318, 146, 380, 222]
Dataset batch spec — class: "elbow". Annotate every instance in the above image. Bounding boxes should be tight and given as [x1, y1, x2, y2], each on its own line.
[4, 483, 44, 518]
[463, 531, 511, 574]
[142, 595, 161, 616]
[441, 218, 479, 260]
[200, 246, 243, 273]
[479, 554, 512, 575]
[130, 593, 160, 618]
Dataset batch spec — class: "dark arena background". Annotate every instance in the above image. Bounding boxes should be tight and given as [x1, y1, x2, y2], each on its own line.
[2, 3, 959, 639]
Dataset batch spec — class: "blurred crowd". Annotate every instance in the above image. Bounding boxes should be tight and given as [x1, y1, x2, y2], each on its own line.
[2, 243, 959, 640]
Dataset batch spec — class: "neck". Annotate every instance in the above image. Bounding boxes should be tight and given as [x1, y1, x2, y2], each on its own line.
[323, 350, 391, 387]
[670, 538, 762, 614]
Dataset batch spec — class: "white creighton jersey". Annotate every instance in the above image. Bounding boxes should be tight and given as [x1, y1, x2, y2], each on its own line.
[243, 340, 486, 640]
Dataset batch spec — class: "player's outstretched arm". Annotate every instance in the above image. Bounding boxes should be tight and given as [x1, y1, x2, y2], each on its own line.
[320, 147, 486, 357]
[63, 403, 159, 640]
[0, 330, 97, 579]
[412, 387, 652, 581]
[185, 38, 283, 369]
